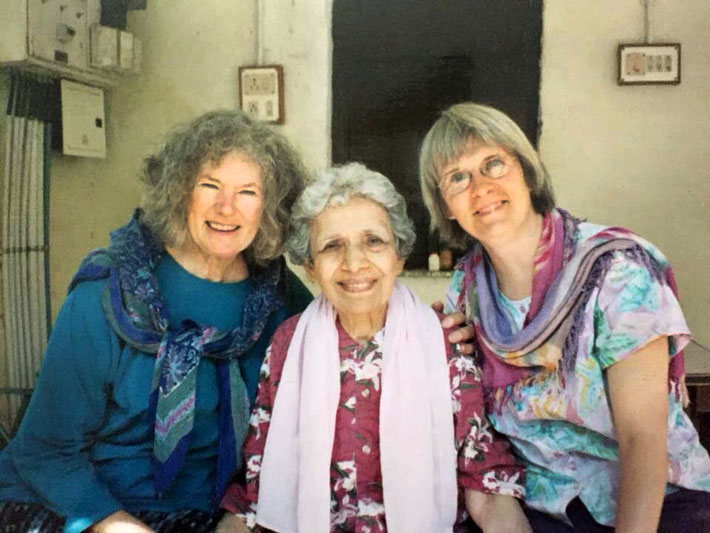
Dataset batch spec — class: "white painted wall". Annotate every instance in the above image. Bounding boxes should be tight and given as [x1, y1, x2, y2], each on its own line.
[539, 0, 710, 345]
[261, 0, 332, 173]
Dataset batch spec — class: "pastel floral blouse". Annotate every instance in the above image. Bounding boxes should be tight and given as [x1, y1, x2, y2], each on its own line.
[221, 314, 524, 532]
[445, 240, 710, 526]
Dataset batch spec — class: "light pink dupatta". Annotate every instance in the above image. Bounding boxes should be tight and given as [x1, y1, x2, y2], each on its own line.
[256, 281, 458, 532]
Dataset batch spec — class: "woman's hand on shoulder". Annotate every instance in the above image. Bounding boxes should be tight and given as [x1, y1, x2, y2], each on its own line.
[432, 300, 475, 354]
[215, 512, 251, 533]
[90, 510, 154, 533]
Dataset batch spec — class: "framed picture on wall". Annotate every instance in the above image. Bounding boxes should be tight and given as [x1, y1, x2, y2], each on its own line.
[238, 65, 285, 124]
[618, 43, 681, 85]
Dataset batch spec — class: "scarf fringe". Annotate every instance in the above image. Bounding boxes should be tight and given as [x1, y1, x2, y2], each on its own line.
[671, 377, 689, 408]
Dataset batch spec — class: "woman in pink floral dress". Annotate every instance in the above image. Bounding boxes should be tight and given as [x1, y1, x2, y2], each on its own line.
[217, 163, 530, 533]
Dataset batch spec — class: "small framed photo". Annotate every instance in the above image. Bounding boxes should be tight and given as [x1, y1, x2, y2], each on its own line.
[618, 43, 681, 85]
[239, 65, 285, 124]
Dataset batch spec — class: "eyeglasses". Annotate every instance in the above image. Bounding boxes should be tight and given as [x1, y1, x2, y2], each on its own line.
[438, 152, 516, 197]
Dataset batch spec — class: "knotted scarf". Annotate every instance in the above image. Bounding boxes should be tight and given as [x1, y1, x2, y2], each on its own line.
[458, 208, 686, 409]
[69, 210, 286, 500]
[256, 281, 458, 532]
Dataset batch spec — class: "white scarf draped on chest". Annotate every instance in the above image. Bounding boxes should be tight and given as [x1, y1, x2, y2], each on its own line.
[256, 280, 458, 532]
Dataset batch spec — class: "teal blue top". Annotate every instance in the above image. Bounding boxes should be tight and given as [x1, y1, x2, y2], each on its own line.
[0, 254, 312, 532]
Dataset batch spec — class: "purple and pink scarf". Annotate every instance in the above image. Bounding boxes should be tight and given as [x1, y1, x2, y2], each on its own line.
[458, 208, 686, 408]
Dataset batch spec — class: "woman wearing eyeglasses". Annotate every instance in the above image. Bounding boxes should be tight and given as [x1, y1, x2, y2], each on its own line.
[419, 102, 710, 532]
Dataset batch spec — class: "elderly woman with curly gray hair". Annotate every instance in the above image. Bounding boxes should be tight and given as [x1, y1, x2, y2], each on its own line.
[0, 109, 313, 533]
[217, 162, 531, 533]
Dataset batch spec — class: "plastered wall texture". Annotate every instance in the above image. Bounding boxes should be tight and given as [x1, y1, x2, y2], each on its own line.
[539, 0, 710, 345]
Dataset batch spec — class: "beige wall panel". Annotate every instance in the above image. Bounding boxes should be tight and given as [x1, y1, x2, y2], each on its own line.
[539, 0, 710, 345]
[261, 0, 332, 173]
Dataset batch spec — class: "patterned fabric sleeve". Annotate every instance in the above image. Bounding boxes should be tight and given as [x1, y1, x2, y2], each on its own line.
[444, 269, 466, 315]
[220, 315, 300, 529]
[593, 251, 691, 369]
[443, 322, 525, 498]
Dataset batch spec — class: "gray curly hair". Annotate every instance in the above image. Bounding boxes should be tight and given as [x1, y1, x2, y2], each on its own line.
[140, 109, 309, 266]
[420, 102, 555, 249]
[287, 162, 416, 265]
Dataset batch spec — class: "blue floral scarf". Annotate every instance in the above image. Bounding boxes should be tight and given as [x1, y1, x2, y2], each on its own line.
[69, 210, 286, 501]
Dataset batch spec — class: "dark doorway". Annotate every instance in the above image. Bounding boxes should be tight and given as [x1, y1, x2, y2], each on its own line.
[332, 1, 543, 269]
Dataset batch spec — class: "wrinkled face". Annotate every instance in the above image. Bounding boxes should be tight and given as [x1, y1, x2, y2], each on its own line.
[305, 197, 404, 323]
[440, 140, 536, 248]
[184, 151, 264, 262]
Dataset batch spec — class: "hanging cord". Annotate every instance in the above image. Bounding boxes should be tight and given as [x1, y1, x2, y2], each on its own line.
[641, 0, 653, 43]
[256, 0, 265, 65]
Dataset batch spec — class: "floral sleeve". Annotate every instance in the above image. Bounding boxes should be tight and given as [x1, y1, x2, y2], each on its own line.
[445, 325, 525, 498]
[220, 315, 299, 529]
[593, 251, 691, 369]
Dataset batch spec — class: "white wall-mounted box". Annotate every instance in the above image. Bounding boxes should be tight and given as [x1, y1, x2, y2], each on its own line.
[118, 30, 134, 71]
[90, 24, 119, 69]
[28, 0, 89, 69]
[131, 37, 142, 73]
[1, 0, 29, 63]
[0, 0, 136, 88]
[61, 79, 106, 158]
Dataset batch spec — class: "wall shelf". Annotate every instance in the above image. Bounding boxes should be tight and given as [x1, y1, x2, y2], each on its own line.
[1, 57, 124, 89]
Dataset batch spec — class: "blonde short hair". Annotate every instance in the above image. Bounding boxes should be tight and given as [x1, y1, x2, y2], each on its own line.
[419, 102, 555, 249]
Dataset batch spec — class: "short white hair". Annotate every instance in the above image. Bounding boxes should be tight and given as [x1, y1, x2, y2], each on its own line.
[287, 162, 416, 265]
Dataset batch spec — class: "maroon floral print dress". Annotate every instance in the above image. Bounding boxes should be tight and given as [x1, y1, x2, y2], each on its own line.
[221, 314, 524, 532]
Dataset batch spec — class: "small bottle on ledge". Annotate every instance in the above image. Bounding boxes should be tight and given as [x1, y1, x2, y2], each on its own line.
[439, 240, 454, 271]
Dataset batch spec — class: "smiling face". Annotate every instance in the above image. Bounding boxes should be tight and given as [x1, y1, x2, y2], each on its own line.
[182, 151, 264, 272]
[305, 197, 404, 338]
[440, 140, 538, 249]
